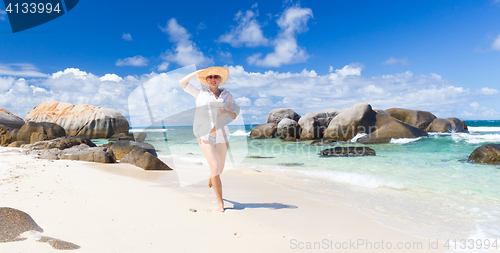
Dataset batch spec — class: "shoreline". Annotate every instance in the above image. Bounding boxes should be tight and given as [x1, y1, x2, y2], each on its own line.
[1, 146, 446, 252]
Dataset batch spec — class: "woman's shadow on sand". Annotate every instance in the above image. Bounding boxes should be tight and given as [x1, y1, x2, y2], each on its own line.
[223, 199, 297, 211]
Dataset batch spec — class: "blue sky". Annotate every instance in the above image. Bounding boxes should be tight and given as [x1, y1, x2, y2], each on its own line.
[1, 0, 500, 125]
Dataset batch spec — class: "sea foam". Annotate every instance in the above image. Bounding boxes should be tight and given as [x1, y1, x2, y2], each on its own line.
[390, 137, 421, 144]
[231, 130, 250, 136]
[452, 133, 500, 144]
[296, 169, 405, 189]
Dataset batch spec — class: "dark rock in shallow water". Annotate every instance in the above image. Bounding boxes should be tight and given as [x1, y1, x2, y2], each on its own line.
[278, 163, 304, 167]
[320, 147, 376, 157]
[248, 155, 275, 159]
[309, 138, 338, 146]
[468, 144, 500, 165]
[0, 207, 43, 243]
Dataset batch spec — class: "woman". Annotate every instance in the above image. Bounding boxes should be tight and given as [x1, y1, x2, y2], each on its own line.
[179, 67, 239, 212]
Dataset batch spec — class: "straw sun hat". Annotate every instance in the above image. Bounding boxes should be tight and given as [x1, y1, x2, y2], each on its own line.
[195, 67, 229, 87]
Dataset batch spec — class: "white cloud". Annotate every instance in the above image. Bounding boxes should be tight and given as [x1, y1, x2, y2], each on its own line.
[236, 97, 251, 106]
[52, 68, 88, 79]
[382, 57, 409, 66]
[470, 102, 479, 110]
[100, 74, 122, 82]
[157, 62, 169, 71]
[116, 55, 148, 67]
[122, 33, 132, 41]
[218, 50, 233, 64]
[254, 97, 272, 106]
[492, 34, 500, 51]
[479, 87, 499, 95]
[159, 18, 213, 67]
[0, 9, 6, 21]
[1, 64, 498, 124]
[247, 5, 313, 67]
[218, 8, 268, 47]
[0, 77, 15, 93]
[0, 63, 47, 77]
[222, 64, 487, 120]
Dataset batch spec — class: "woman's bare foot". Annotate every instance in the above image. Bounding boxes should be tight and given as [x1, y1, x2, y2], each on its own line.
[208, 178, 212, 188]
[216, 204, 224, 213]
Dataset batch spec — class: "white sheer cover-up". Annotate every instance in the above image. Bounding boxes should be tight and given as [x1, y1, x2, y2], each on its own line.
[183, 83, 239, 144]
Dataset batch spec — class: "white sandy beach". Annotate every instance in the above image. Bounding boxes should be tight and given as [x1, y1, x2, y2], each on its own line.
[0, 146, 445, 253]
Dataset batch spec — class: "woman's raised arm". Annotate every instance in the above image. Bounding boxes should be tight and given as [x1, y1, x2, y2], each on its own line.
[179, 70, 201, 89]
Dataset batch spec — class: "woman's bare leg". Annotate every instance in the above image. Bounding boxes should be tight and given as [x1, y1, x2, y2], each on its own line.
[198, 138, 224, 212]
[215, 142, 229, 174]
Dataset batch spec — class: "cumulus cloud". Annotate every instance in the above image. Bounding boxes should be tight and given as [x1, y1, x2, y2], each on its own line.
[223, 64, 484, 120]
[470, 102, 479, 110]
[159, 18, 214, 67]
[236, 97, 251, 106]
[382, 57, 409, 66]
[247, 5, 313, 67]
[218, 7, 269, 47]
[116, 55, 148, 67]
[122, 33, 132, 41]
[100, 74, 123, 82]
[157, 62, 169, 71]
[1, 64, 498, 124]
[479, 87, 499, 95]
[0, 63, 47, 77]
[492, 34, 500, 50]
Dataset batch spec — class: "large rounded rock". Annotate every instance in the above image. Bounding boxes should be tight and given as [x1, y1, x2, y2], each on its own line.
[109, 140, 157, 160]
[298, 112, 334, 140]
[21, 136, 96, 150]
[0, 125, 14, 146]
[357, 113, 428, 144]
[266, 108, 300, 124]
[17, 121, 66, 143]
[277, 118, 301, 140]
[323, 103, 377, 141]
[468, 144, 500, 165]
[0, 207, 43, 243]
[7, 140, 30, 147]
[250, 123, 278, 139]
[426, 118, 468, 133]
[0, 108, 25, 129]
[120, 147, 171, 170]
[385, 108, 436, 130]
[25, 101, 129, 139]
[25, 144, 116, 163]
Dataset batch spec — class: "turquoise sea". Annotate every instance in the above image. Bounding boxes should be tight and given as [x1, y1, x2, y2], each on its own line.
[97, 120, 500, 244]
